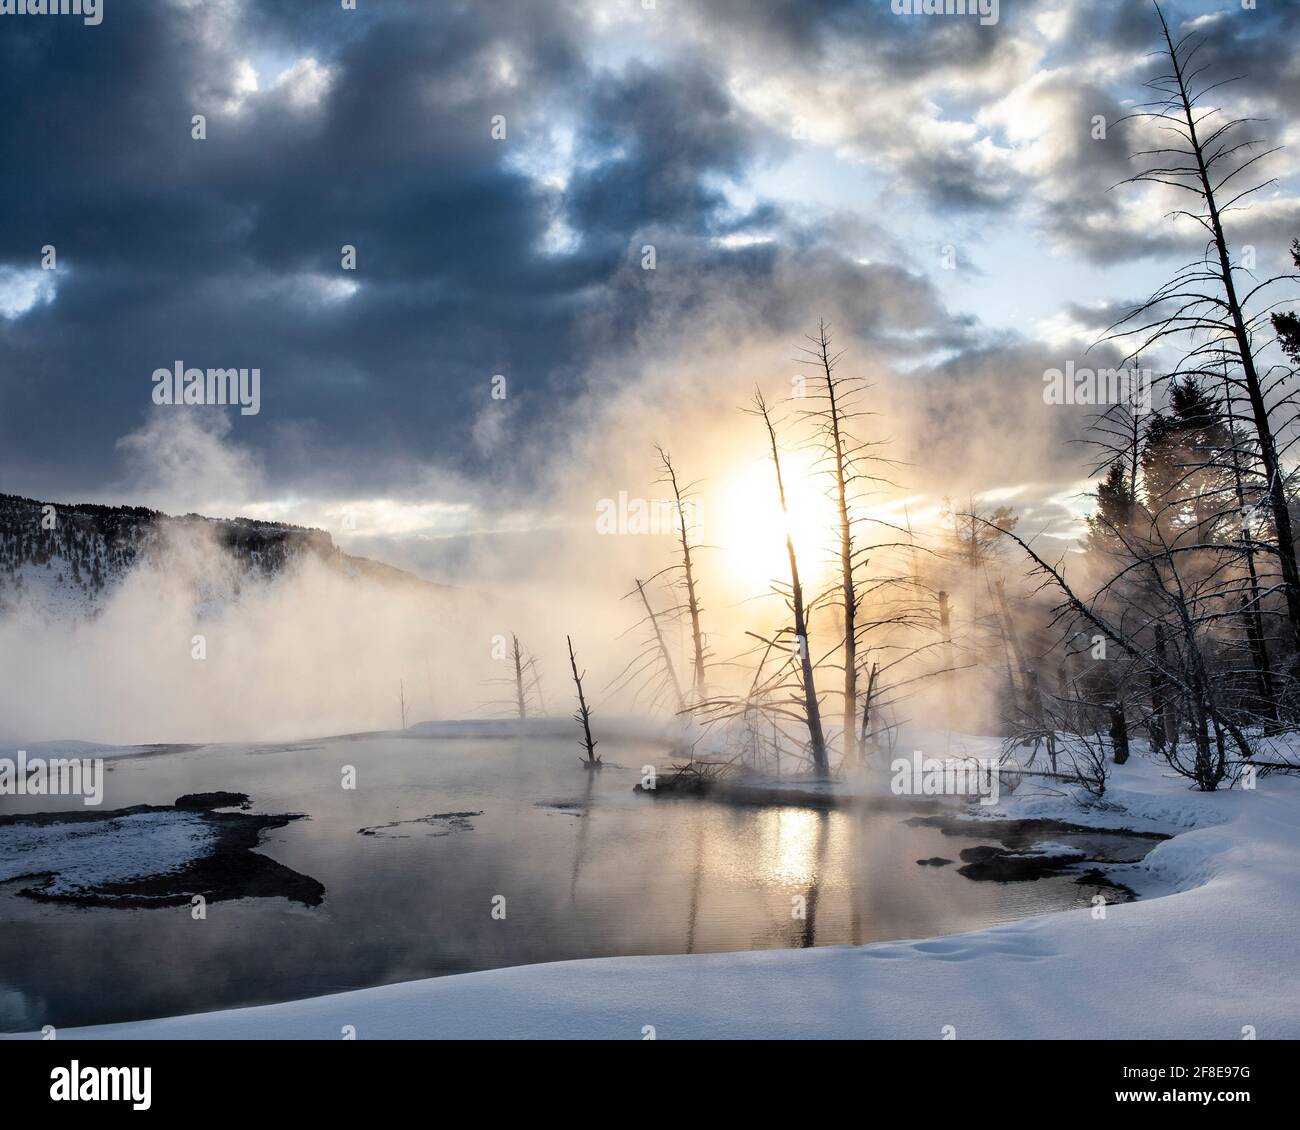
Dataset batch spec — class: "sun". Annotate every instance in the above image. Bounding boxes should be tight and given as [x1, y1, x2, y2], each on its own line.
[715, 449, 840, 598]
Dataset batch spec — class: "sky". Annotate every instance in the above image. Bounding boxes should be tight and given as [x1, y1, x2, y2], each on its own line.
[2, 0, 1298, 583]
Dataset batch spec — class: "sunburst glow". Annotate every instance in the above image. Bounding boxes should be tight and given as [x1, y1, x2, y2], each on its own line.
[715, 449, 841, 597]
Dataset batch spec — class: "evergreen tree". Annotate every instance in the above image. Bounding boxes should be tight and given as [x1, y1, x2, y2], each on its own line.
[1140, 379, 1229, 544]
[1270, 239, 1300, 365]
[1085, 460, 1137, 555]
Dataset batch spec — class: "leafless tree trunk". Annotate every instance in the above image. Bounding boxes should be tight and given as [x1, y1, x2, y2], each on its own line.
[511, 635, 528, 720]
[635, 577, 686, 714]
[981, 516, 1249, 789]
[1221, 370, 1277, 720]
[567, 635, 599, 766]
[656, 447, 707, 698]
[993, 578, 1031, 698]
[936, 590, 955, 699]
[859, 660, 879, 755]
[527, 658, 547, 715]
[754, 390, 829, 775]
[1148, 664, 1166, 754]
[1108, 702, 1130, 765]
[1113, 1, 1300, 658]
[486, 635, 544, 718]
[808, 321, 860, 766]
[1152, 623, 1178, 751]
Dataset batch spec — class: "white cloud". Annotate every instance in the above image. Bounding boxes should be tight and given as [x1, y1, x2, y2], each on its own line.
[272, 57, 334, 110]
[216, 58, 260, 115]
[0, 266, 57, 319]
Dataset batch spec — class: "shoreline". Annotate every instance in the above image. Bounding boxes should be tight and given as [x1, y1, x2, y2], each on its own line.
[5, 733, 1293, 1040]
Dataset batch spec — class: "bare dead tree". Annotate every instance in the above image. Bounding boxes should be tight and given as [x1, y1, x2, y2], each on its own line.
[1085, 362, 1293, 738]
[567, 635, 600, 767]
[1213, 358, 1279, 720]
[983, 515, 1252, 790]
[1108, 1, 1300, 661]
[606, 578, 688, 717]
[484, 634, 546, 718]
[654, 446, 708, 699]
[936, 590, 954, 683]
[858, 659, 879, 755]
[685, 370, 971, 777]
[632, 577, 687, 713]
[691, 629, 824, 775]
[802, 321, 862, 766]
[526, 655, 547, 714]
[1000, 664, 1114, 798]
[1109, 701, 1131, 765]
[753, 389, 829, 775]
[983, 565, 1022, 711]
[512, 635, 528, 720]
[990, 571, 1058, 768]
[795, 320, 898, 768]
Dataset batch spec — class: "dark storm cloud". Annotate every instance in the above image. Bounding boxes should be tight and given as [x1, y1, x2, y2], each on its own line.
[0, 0, 595, 491]
[11, 0, 1245, 512]
[568, 234, 976, 363]
[566, 58, 776, 244]
[1, 0, 952, 505]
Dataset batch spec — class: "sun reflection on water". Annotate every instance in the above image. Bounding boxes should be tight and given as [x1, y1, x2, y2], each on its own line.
[758, 807, 832, 885]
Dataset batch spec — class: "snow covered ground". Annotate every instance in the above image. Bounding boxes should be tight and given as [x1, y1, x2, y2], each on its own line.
[0, 739, 157, 761]
[0, 811, 214, 898]
[5, 731, 1297, 1040]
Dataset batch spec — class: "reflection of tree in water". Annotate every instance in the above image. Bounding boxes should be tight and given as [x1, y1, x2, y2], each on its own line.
[799, 808, 833, 949]
[684, 814, 706, 953]
[568, 769, 598, 901]
[849, 802, 869, 946]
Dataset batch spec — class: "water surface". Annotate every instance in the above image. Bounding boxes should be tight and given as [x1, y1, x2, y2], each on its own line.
[0, 733, 1142, 1030]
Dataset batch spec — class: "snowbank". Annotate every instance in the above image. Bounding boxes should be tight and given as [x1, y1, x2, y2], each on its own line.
[0, 740, 164, 762]
[0, 811, 215, 898]
[6, 740, 1297, 1040]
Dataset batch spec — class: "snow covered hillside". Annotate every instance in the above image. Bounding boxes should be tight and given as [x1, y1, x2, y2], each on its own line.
[0, 493, 446, 622]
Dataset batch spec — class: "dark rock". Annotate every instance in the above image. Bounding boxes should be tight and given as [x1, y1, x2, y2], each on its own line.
[957, 845, 1087, 882]
[174, 791, 250, 810]
[357, 811, 482, 837]
[1, 800, 322, 908]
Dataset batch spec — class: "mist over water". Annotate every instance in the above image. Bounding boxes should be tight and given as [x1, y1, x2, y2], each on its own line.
[0, 732, 1140, 1032]
[0, 326, 1069, 748]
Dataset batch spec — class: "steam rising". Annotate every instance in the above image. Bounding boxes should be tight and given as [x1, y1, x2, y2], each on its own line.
[1, 309, 1112, 749]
